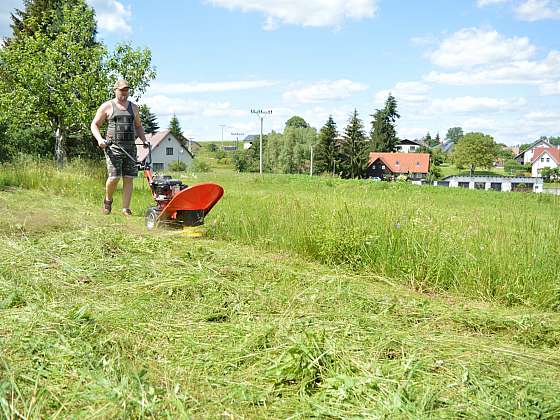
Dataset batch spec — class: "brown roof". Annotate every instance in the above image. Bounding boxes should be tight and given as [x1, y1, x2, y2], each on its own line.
[368, 152, 430, 174]
[531, 147, 560, 164]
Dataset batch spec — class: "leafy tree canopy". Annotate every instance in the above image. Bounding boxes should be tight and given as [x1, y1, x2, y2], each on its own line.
[452, 132, 499, 175]
[445, 127, 464, 143]
[0, 0, 156, 166]
[285, 116, 310, 129]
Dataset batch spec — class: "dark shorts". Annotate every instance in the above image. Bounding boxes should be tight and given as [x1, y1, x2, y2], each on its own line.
[105, 143, 138, 178]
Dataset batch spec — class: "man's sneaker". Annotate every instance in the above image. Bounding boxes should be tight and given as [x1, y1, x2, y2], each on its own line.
[122, 208, 132, 216]
[103, 199, 112, 215]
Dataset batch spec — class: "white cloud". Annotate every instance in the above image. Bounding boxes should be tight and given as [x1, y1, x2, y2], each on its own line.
[207, 0, 378, 29]
[428, 27, 536, 69]
[87, 0, 132, 33]
[428, 96, 526, 113]
[477, 0, 509, 7]
[283, 79, 368, 104]
[151, 80, 278, 94]
[515, 0, 560, 21]
[425, 50, 560, 85]
[540, 81, 560, 95]
[374, 81, 431, 105]
[142, 95, 247, 120]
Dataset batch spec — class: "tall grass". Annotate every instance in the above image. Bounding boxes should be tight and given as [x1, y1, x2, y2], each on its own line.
[2, 159, 559, 310]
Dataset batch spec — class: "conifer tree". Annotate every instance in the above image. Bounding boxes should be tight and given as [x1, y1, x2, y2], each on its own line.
[169, 114, 182, 137]
[314, 115, 338, 175]
[339, 110, 368, 179]
[370, 94, 400, 152]
[139, 104, 159, 134]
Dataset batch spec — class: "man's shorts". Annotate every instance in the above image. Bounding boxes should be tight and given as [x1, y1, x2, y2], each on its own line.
[105, 143, 138, 178]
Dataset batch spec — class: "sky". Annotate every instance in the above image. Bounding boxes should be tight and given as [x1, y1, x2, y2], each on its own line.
[1, 0, 559, 145]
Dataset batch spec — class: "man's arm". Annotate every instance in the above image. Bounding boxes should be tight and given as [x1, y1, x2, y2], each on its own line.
[91, 102, 109, 149]
[133, 104, 148, 145]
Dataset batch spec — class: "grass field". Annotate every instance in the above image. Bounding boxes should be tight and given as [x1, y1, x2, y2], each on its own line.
[1, 159, 560, 418]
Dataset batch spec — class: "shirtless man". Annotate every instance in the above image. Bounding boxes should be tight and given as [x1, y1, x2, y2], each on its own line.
[91, 80, 148, 215]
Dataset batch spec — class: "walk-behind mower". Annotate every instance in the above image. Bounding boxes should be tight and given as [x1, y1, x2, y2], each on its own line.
[106, 141, 223, 230]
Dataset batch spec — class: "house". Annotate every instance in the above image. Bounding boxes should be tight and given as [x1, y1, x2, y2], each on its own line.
[136, 129, 193, 171]
[175, 133, 201, 155]
[435, 175, 543, 193]
[396, 139, 425, 153]
[514, 138, 555, 165]
[531, 147, 560, 177]
[243, 134, 258, 150]
[366, 152, 430, 180]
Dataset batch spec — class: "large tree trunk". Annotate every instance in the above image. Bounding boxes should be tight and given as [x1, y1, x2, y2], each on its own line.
[54, 123, 66, 169]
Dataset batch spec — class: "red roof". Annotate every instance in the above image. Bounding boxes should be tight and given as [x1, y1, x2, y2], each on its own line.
[136, 129, 190, 162]
[368, 152, 430, 174]
[531, 147, 560, 164]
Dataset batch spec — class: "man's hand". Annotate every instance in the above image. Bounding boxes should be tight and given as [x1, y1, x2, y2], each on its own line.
[142, 142, 149, 149]
[98, 139, 108, 150]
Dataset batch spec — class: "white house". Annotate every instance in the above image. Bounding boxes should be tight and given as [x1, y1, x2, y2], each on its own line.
[531, 147, 560, 177]
[396, 139, 424, 153]
[514, 138, 555, 165]
[136, 129, 193, 171]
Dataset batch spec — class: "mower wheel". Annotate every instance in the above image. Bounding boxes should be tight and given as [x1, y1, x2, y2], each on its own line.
[145, 207, 161, 230]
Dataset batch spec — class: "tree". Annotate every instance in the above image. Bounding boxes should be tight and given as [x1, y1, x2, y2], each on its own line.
[169, 114, 182, 137]
[339, 110, 368, 179]
[370, 94, 400, 152]
[445, 127, 464, 143]
[435, 132, 441, 145]
[5, 0, 65, 46]
[504, 159, 524, 175]
[540, 167, 560, 182]
[0, 0, 156, 166]
[139, 104, 159, 134]
[285, 116, 309, 129]
[549, 136, 560, 146]
[314, 116, 338, 175]
[452, 132, 499, 175]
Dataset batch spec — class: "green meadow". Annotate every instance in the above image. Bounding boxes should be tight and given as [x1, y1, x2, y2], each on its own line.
[1, 159, 560, 418]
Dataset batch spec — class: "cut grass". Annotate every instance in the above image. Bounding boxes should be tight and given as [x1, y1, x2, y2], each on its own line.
[1, 189, 560, 418]
[2, 159, 560, 311]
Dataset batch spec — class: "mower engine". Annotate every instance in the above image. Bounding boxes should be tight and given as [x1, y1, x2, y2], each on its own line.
[151, 176, 187, 203]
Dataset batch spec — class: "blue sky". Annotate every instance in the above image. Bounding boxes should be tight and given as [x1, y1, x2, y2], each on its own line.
[1, 0, 559, 145]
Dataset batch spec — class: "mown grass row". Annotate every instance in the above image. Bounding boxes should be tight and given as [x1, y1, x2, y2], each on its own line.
[2, 158, 559, 310]
[1, 190, 560, 417]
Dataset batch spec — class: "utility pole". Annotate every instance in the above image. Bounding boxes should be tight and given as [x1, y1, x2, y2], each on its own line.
[218, 124, 226, 149]
[250, 109, 272, 175]
[231, 131, 244, 150]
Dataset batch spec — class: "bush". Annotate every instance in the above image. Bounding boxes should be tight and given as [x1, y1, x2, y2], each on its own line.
[168, 161, 187, 172]
[192, 159, 212, 173]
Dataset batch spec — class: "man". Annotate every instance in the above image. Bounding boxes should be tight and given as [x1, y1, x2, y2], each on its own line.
[91, 79, 148, 215]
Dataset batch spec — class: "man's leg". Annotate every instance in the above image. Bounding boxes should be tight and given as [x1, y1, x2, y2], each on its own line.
[122, 176, 133, 210]
[105, 177, 120, 201]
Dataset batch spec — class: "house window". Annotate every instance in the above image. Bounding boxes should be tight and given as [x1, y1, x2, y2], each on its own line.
[410, 146, 416, 151]
[546, 157, 550, 162]
[416, 162, 420, 166]
[396, 160, 400, 165]
[381, 165, 385, 169]
[153, 163, 164, 171]
[541, 157, 544, 162]
[166, 147, 174, 156]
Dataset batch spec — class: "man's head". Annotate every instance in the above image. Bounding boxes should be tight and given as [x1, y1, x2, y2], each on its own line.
[113, 79, 130, 101]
